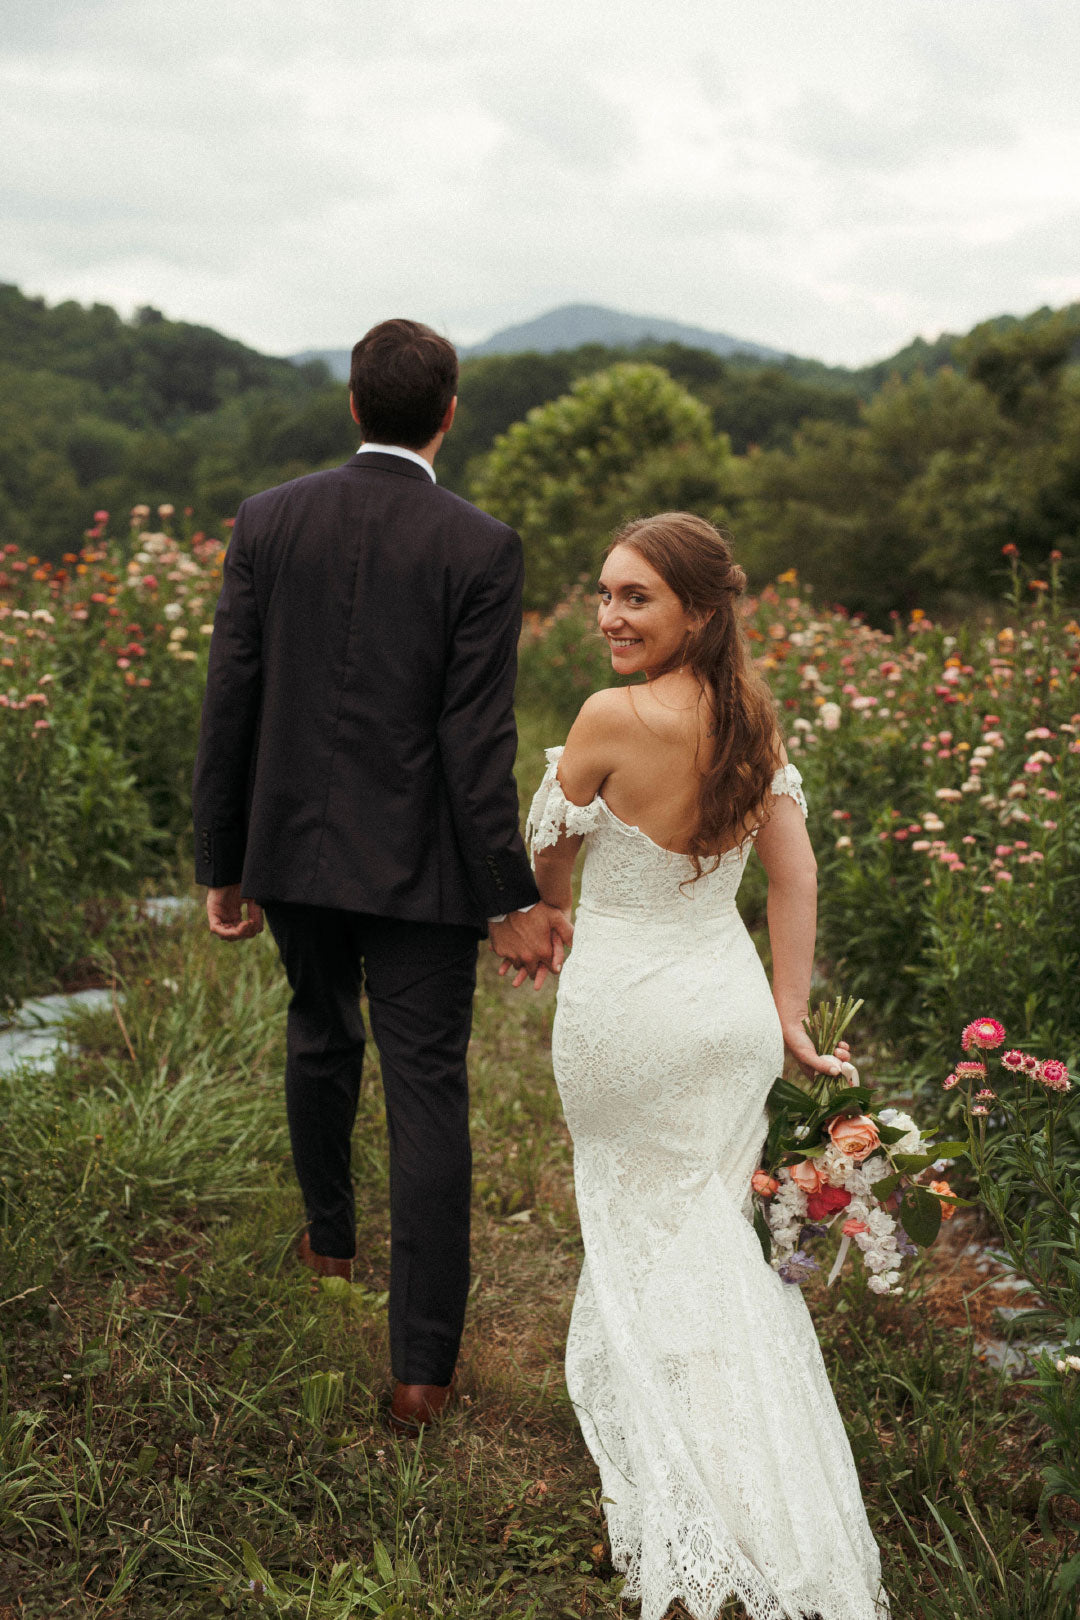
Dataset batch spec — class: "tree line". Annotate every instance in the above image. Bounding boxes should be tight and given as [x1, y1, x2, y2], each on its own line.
[2, 282, 1077, 615]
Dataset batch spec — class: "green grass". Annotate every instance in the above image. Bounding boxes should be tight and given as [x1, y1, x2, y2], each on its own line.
[0, 906, 1076, 1617]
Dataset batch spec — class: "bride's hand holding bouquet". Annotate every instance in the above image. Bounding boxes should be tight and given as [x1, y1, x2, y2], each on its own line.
[754, 996, 968, 1294]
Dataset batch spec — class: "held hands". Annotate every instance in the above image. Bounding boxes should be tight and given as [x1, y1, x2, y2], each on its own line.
[206, 884, 264, 942]
[490, 904, 573, 991]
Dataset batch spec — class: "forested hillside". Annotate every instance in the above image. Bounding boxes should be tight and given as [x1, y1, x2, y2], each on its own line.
[3, 283, 1077, 615]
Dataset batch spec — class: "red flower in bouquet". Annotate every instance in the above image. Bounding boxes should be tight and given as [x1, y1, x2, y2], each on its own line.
[806, 1185, 852, 1221]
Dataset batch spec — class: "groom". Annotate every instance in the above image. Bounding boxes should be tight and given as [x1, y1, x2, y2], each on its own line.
[192, 317, 571, 1434]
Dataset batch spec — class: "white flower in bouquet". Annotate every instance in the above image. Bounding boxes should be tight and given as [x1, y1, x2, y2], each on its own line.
[876, 1107, 922, 1156]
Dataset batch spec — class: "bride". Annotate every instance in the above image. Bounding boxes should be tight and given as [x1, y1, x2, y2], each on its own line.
[520, 513, 889, 1620]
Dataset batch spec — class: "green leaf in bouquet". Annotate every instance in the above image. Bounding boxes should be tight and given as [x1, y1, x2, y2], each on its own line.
[869, 1170, 904, 1200]
[816, 1086, 873, 1118]
[927, 1140, 969, 1160]
[753, 1205, 772, 1265]
[800, 1088, 873, 1144]
[900, 1186, 943, 1248]
[890, 1150, 952, 1176]
[767, 1076, 817, 1115]
[876, 1124, 909, 1145]
[781, 1140, 828, 1160]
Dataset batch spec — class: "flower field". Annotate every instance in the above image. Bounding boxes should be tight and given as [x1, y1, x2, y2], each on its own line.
[0, 510, 220, 1009]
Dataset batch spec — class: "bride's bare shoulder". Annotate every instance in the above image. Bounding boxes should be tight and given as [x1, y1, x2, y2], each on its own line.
[572, 685, 638, 732]
[559, 688, 637, 799]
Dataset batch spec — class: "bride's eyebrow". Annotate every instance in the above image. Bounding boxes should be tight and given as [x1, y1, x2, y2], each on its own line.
[597, 578, 651, 593]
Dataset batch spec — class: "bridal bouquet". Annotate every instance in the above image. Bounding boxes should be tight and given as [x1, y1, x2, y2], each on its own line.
[751, 998, 968, 1295]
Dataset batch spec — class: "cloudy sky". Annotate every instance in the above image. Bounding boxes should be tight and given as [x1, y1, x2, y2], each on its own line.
[4, 0, 1079, 366]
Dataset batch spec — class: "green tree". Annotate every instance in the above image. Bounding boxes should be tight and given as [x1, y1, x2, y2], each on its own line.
[470, 363, 732, 608]
[737, 369, 1021, 615]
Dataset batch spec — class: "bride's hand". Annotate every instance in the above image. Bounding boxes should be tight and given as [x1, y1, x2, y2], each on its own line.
[783, 1027, 852, 1082]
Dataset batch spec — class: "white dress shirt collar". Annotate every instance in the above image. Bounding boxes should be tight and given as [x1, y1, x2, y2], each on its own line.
[356, 442, 436, 483]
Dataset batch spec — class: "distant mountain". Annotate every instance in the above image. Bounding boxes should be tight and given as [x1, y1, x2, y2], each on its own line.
[462, 303, 789, 362]
[292, 347, 352, 381]
[290, 303, 789, 379]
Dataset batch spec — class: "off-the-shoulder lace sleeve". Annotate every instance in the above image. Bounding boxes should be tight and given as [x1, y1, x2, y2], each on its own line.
[770, 762, 808, 818]
[526, 746, 605, 854]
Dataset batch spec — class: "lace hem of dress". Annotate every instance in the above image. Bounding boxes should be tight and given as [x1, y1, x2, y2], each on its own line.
[613, 1533, 890, 1620]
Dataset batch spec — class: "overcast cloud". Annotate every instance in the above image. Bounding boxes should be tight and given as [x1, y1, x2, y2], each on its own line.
[3, 0, 1079, 365]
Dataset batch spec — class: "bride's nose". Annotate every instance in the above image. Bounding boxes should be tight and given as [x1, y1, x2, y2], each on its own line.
[598, 599, 623, 634]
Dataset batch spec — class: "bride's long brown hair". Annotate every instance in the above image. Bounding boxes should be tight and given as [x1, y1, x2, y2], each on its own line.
[607, 512, 781, 878]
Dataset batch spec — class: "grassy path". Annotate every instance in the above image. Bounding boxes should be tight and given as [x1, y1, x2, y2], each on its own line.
[0, 908, 1070, 1617]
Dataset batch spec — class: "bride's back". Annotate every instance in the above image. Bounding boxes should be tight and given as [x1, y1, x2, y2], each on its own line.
[586, 673, 724, 856]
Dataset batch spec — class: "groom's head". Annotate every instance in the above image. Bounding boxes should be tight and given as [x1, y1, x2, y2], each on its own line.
[350, 319, 458, 450]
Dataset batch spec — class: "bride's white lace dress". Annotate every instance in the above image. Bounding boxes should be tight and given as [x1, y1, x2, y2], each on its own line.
[527, 748, 889, 1620]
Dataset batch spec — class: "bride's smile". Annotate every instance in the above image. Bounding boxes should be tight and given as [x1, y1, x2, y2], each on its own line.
[597, 546, 701, 678]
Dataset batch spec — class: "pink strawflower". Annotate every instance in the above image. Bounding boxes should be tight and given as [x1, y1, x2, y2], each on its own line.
[943, 1072, 959, 1090]
[972, 1104, 990, 1116]
[975, 1088, 996, 1101]
[1021, 1053, 1040, 1075]
[1002, 1049, 1026, 1071]
[955, 1059, 987, 1079]
[1037, 1059, 1070, 1094]
[961, 1018, 1006, 1051]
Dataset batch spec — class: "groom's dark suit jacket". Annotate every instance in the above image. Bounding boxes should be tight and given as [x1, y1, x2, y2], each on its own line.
[192, 451, 540, 928]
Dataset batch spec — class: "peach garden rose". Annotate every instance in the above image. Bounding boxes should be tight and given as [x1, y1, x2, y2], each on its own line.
[826, 1113, 881, 1162]
[788, 1159, 827, 1195]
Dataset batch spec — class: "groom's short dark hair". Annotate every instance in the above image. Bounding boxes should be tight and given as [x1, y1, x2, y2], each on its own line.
[350, 319, 459, 449]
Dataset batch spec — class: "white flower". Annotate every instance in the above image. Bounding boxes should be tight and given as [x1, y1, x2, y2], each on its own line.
[164, 601, 183, 620]
[822, 1144, 855, 1184]
[819, 702, 842, 731]
[877, 1109, 921, 1156]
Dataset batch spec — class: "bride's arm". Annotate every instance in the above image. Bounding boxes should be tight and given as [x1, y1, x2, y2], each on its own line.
[753, 795, 842, 1079]
[532, 833, 583, 913]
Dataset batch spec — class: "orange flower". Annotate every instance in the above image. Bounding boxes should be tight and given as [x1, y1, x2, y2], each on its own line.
[929, 1181, 957, 1221]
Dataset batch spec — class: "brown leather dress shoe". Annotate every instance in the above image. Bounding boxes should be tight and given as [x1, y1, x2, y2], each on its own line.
[296, 1230, 353, 1282]
[387, 1380, 455, 1437]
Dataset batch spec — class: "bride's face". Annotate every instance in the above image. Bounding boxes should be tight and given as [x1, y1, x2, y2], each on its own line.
[597, 545, 697, 678]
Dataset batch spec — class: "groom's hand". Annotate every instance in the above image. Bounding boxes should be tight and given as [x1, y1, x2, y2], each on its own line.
[490, 904, 573, 990]
[206, 884, 264, 941]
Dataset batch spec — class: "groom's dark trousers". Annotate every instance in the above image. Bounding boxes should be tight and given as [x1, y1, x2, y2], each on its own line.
[192, 450, 539, 1388]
